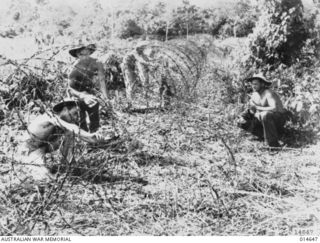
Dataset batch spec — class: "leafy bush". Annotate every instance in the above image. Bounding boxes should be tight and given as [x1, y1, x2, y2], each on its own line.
[2, 72, 64, 111]
[301, 7, 320, 62]
[228, 0, 320, 133]
[244, 0, 308, 69]
[234, 18, 256, 37]
[117, 19, 144, 39]
[268, 63, 320, 130]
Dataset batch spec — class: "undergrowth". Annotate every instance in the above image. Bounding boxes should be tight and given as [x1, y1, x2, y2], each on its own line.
[0, 35, 320, 236]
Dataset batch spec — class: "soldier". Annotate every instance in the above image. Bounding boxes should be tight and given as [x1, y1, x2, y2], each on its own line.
[158, 59, 175, 108]
[68, 44, 108, 132]
[121, 43, 152, 106]
[104, 52, 126, 102]
[238, 74, 289, 147]
[19, 99, 112, 183]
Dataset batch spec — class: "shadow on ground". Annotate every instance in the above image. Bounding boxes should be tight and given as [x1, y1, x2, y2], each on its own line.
[49, 164, 148, 185]
[131, 151, 185, 167]
[281, 127, 318, 148]
[123, 106, 170, 114]
[49, 150, 184, 184]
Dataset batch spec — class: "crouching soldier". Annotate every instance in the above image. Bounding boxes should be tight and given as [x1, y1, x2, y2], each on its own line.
[68, 44, 108, 132]
[238, 74, 290, 147]
[19, 99, 112, 183]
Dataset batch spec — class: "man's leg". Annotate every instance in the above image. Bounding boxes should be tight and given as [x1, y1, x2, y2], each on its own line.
[137, 63, 150, 105]
[21, 148, 53, 182]
[87, 102, 100, 133]
[238, 109, 264, 139]
[260, 111, 286, 147]
[159, 81, 171, 108]
[78, 101, 89, 131]
[121, 61, 136, 106]
[60, 132, 75, 163]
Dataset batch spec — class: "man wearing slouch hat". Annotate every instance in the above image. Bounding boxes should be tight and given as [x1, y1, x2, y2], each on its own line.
[18, 99, 108, 183]
[68, 44, 108, 132]
[238, 74, 290, 147]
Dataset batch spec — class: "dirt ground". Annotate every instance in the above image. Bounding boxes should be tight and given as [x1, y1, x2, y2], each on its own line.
[1, 98, 320, 235]
[0, 34, 319, 236]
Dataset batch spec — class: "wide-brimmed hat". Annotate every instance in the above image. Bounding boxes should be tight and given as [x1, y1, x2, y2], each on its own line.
[53, 99, 78, 113]
[246, 74, 272, 86]
[69, 44, 97, 58]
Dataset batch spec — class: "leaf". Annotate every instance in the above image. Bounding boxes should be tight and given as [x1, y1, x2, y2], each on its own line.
[289, 8, 295, 14]
[309, 104, 318, 113]
[277, 79, 281, 87]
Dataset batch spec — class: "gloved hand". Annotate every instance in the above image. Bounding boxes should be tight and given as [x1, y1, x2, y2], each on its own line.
[83, 94, 98, 108]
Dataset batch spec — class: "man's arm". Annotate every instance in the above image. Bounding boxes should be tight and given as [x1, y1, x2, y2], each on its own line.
[68, 84, 85, 100]
[96, 62, 108, 99]
[252, 92, 277, 112]
[255, 105, 276, 112]
[52, 116, 101, 143]
[68, 80, 97, 107]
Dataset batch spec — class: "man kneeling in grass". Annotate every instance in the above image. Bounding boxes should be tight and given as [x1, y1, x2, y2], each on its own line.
[20, 99, 113, 183]
[238, 74, 289, 148]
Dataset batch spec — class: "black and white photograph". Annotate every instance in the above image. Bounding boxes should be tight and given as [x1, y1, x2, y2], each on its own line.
[0, 0, 320, 239]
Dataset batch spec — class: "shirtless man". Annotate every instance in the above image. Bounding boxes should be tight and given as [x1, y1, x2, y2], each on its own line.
[239, 74, 288, 147]
[68, 44, 108, 132]
[21, 99, 110, 182]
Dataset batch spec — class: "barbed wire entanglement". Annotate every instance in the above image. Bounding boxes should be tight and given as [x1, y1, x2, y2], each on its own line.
[0, 45, 142, 234]
[120, 36, 213, 106]
[0, 39, 228, 235]
[151, 36, 211, 100]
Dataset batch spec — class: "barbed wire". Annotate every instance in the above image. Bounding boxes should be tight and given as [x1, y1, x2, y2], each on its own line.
[0, 37, 244, 235]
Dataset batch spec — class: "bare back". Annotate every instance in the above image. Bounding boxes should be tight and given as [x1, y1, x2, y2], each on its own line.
[28, 115, 63, 142]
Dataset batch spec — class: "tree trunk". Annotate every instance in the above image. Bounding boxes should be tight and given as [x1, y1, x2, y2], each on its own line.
[186, 23, 189, 39]
[233, 20, 237, 38]
[111, 10, 115, 39]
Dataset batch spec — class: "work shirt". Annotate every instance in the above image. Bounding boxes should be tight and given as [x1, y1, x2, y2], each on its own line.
[105, 63, 125, 90]
[69, 57, 101, 95]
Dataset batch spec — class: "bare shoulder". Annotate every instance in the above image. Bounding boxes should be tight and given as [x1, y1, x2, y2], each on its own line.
[48, 114, 68, 128]
[265, 89, 280, 98]
[30, 114, 50, 124]
[251, 91, 260, 100]
[28, 114, 55, 131]
[261, 89, 273, 97]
